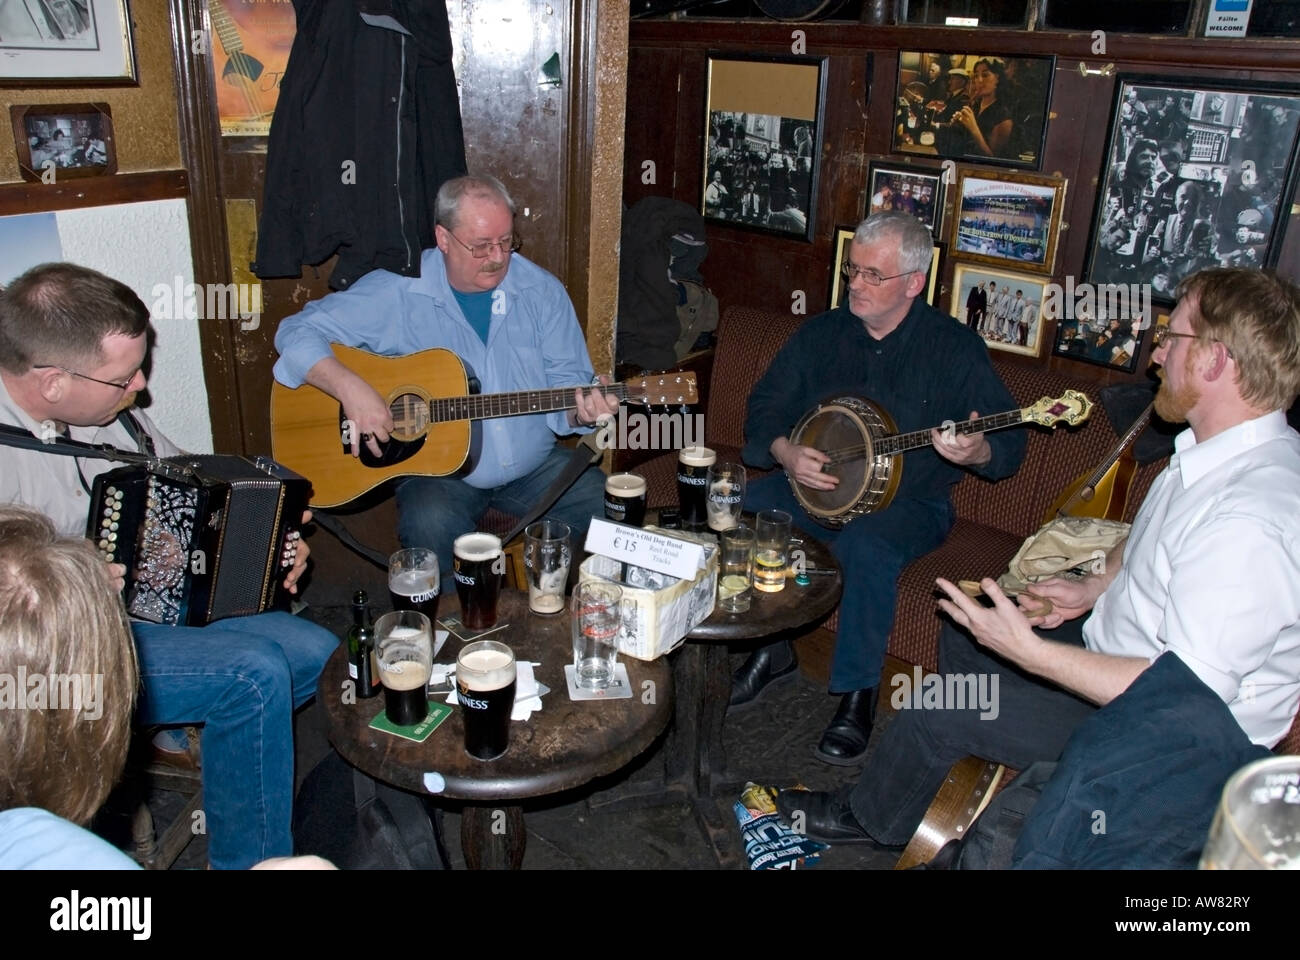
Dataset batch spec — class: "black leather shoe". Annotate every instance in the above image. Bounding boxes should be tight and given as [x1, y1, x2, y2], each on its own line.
[729, 641, 798, 708]
[815, 688, 877, 765]
[774, 788, 876, 845]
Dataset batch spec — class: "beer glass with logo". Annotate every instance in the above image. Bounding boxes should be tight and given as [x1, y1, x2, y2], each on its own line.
[456, 639, 517, 760]
[453, 532, 505, 629]
[571, 581, 622, 689]
[523, 520, 570, 615]
[604, 472, 648, 527]
[676, 446, 716, 531]
[388, 548, 439, 619]
[374, 610, 432, 726]
[1200, 755, 1300, 869]
[754, 509, 792, 593]
[706, 461, 746, 534]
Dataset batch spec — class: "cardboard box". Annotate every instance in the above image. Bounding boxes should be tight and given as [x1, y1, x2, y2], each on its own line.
[578, 528, 718, 661]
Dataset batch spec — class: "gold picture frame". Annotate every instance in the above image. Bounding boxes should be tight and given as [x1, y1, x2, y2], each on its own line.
[950, 167, 1066, 275]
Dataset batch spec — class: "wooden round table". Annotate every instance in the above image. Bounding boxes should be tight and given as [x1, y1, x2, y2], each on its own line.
[320, 589, 673, 868]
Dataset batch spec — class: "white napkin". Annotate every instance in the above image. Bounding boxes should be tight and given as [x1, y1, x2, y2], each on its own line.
[445, 661, 543, 721]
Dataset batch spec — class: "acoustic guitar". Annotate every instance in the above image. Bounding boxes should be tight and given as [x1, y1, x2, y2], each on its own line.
[270, 345, 698, 507]
[787, 391, 1093, 529]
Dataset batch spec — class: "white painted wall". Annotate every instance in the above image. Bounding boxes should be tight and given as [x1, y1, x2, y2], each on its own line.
[56, 198, 214, 453]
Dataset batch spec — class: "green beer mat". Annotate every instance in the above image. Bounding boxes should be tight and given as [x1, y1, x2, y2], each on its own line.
[368, 701, 454, 743]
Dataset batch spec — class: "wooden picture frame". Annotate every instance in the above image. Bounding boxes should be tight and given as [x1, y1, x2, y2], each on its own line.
[950, 262, 1048, 358]
[0, 0, 137, 86]
[867, 161, 946, 237]
[1083, 75, 1300, 307]
[703, 53, 827, 242]
[950, 168, 1066, 275]
[831, 228, 941, 310]
[10, 103, 116, 182]
[891, 50, 1054, 170]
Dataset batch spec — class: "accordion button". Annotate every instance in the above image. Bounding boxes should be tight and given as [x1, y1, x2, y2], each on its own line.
[99, 539, 109, 550]
[107, 486, 117, 496]
[108, 532, 118, 542]
[109, 522, 119, 532]
[103, 507, 113, 517]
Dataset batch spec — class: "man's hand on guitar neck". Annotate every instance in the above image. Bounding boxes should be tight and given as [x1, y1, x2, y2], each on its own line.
[931, 410, 992, 468]
[304, 356, 393, 458]
[771, 437, 838, 490]
[566, 375, 620, 428]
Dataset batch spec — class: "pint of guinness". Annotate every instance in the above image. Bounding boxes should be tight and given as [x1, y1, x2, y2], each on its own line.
[604, 472, 647, 527]
[389, 548, 439, 620]
[453, 532, 504, 629]
[456, 640, 517, 760]
[676, 446, 716, 531]
[374, 611, 433, 727]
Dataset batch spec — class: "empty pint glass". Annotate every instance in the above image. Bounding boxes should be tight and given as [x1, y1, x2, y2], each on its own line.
[524, 520, 570, 615]
[456, 640, 517, 760]
[374, 610, 432, 726]
[604, 472, 648, 527]
[453, 532, 504, 629]
[706, 461, 746, 533]
[676, 446, 716, 531]
[571, 581, 622, 690]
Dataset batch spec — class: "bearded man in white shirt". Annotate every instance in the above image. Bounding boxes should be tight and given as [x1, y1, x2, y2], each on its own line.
[777, 267, 1300, 848]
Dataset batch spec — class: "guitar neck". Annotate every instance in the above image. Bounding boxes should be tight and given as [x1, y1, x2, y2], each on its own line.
[206, 1, 245, 54]
[877, 408, 1029, 457]
[428, 382, 629, 423]
[1057, 400, 1154, 517]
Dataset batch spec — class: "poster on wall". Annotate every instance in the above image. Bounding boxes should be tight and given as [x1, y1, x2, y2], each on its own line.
[0, 0, 136, 84]
[950, 168, 1066, 275]
[950, 261, 1047, 358]
[205, 0, 298, 137]
[703, 54, 826, 241]
[1084, 76, 1300, 304]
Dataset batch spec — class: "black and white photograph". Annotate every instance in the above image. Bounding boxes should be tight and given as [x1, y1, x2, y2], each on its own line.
[703, 55, 825, 241]
[10, 102, 115, 181]
[892, 50, 1054, 169]
[951, 169, 1066, 275]
[1085, 76, 1300, 302]
[0, 0, 136, 84]
[950, 262, 1047, 358]
[867, 162, 945, 236]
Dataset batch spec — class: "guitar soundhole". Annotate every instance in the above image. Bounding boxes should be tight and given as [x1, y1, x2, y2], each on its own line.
[389, 393, 429, 442]
[337, 406, 427, 469]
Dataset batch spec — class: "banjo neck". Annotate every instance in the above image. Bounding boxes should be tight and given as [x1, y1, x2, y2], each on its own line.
[877, 408, 1033, 457]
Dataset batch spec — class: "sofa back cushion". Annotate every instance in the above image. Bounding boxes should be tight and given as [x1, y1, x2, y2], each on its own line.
[953, 360, 1166, 539]
[707, 306, 806, 450]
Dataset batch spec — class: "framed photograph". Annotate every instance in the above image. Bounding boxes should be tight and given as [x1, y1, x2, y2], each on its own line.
[1084, 76, 1300, 306]
[951, 169, 1066, 275]
[0, 0, 137, 85]
[10, 103, 116, 182]
[951, 262, 1048, 358]
[892, 51, 1054, 169]
[867, 161, 946, 236]
[703, 54, 826, 241]
[1053, 309, 1150, 374]
[831, 227, 941, 310]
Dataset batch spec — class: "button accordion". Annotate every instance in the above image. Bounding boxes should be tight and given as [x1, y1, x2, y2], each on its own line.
[87, 455, 311, 626]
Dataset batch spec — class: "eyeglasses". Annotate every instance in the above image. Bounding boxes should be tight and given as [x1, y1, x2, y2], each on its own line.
[1151, 326, 1234, 359]
[446, 231, 522, 259]
[841, 263, 914, 286]
[32, 364, 136, 391]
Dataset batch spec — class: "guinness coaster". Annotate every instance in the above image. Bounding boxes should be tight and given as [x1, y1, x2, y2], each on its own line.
[368, 702, 453, 742]
[564, 662, 633, 701]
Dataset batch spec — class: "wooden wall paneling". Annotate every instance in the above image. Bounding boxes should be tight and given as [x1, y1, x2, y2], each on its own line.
[621, 45, 682, 205]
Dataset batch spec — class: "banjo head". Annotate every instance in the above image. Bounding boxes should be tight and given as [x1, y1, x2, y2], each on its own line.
[788, 396, 899, 528]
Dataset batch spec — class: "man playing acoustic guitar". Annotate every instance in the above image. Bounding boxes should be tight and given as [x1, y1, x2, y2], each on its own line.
[736, 211, 1027, 764]
[274, 175, 618, 594]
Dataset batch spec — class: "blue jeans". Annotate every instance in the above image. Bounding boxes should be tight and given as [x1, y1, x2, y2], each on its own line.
[131, 611, 336, 870]
[396, 445, 606, 598]
[850, 619, 1096, 846]
[746, 474, 953, 692]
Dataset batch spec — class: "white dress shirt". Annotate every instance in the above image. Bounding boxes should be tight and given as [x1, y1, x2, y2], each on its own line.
[1085, 411, 1300, 747]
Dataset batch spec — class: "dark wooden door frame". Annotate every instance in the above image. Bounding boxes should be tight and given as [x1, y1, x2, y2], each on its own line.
[169, 0, 245, 455]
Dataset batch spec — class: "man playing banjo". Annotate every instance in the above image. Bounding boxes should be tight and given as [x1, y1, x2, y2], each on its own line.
[734, 211, 1027, 765]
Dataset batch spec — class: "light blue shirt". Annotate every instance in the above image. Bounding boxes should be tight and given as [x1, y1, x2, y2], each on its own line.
[0, 808, 139, 869]
[274, 250, 595, 489]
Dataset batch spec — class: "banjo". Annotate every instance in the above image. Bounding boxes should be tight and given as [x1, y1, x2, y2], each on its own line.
[787, 391, 1093, 528]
